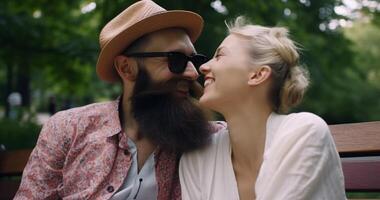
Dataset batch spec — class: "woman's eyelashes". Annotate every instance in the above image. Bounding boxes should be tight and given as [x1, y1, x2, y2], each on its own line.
[214, 53, 223, 60]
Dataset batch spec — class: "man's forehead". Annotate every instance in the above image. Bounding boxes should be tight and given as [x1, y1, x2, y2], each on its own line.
[144, 28, 196, 53]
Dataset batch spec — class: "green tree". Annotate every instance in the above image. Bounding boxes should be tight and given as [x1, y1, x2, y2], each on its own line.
[0, 0, 101, 115]
[343, 21, 380, 121]
[1, 0, 379, 124]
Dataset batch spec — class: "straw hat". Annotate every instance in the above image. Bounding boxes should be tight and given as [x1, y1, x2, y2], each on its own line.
[96, 0, 204, 83]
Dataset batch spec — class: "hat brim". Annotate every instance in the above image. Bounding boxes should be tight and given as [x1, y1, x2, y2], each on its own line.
[96, 10, 204, 83]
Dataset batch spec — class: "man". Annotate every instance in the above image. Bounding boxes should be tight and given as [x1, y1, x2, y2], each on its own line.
[14, 1, 223, 199]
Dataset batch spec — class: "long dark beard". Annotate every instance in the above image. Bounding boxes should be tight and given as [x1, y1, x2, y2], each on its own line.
[130, 67, 211, 153]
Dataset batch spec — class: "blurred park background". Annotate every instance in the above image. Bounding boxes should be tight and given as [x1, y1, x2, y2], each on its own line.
[1, 0, 380, 198]
[1, 0, 380, 151]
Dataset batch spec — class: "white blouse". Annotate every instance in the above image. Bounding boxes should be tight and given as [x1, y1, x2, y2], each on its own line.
[179, 112, 346, 200]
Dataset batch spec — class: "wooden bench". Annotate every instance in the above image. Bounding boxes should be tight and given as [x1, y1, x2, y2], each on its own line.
[0, 149, 32, 200]
[0, 121, 379, 199]
[330, 121, 380, 199]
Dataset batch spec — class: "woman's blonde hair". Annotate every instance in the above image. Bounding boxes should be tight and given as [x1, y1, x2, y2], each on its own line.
[227, 16, 309, 113]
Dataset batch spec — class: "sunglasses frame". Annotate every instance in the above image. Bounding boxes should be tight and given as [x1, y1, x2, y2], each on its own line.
[124, 51, 209, 74]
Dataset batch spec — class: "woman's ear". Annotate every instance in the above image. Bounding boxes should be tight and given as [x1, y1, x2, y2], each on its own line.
[114, 55, 138, 81]
[248, 65, 272, 86]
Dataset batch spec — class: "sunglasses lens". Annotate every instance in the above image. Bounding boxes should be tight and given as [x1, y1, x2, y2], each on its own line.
[168, 53, 188, 74]
[191, 55, 209, 68]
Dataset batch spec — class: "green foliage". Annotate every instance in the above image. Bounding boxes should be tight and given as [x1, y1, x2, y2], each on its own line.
[0, 0, 109, 107]
[1, 0, 379, 125]
[0, 119, 41, 150]
[333, 21, 380, 122]
[345, 21, 380, 90]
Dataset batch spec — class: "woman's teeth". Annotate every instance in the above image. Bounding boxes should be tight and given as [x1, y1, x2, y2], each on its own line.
[204, 79, 214, 87]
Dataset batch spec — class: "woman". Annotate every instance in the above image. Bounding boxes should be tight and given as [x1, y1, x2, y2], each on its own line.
[179, 17, 346, 200]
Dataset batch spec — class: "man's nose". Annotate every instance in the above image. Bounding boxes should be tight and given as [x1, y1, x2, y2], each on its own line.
[181, 61, 199, 80]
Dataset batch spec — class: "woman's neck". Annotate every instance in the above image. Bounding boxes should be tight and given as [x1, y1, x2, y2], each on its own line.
[224, 103, 272, 172]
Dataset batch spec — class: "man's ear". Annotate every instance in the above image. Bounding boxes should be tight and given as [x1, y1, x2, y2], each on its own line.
[114, 55, 138, 81]
[248, 65, 272, 86]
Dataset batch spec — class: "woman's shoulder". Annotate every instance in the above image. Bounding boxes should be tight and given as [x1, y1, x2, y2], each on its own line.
[270, 112, 332, 146]
[282, 112, 329, 133]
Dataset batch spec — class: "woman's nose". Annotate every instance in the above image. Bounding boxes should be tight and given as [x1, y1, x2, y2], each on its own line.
[199, 62, 211, 75]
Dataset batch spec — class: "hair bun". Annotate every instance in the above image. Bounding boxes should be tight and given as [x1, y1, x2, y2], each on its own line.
[270, 27, 288, 38]
[280, 66, 309, 112]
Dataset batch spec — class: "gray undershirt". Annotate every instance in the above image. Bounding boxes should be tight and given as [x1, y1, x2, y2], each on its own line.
[110, 139, 157, 200]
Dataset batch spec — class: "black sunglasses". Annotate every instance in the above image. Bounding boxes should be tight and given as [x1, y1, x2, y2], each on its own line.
[124, 52, 209, 74]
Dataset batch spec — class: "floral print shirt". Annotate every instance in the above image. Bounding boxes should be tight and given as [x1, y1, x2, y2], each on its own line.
[14, 99, 224, 200]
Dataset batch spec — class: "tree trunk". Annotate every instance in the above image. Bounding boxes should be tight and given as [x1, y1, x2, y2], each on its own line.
[4, 60, 13, 118]
[16, 59, 31, 107]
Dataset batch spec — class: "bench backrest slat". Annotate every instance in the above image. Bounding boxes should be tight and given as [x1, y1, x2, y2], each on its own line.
[341, 157, 380, 191]
[329, 121, 380, 156]
[0, 149, 32, 176]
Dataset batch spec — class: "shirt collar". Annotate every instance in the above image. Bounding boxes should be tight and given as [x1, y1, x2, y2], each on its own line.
[101, 97, 123, 138]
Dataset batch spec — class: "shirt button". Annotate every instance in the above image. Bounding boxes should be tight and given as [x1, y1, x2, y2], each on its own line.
[107, 185, 114, 193]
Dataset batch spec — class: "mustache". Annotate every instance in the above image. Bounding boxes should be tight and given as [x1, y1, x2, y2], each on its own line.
[133, 78, 202, 99]
[189, 81, 203, 99]
[131, 62, 204, 99]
